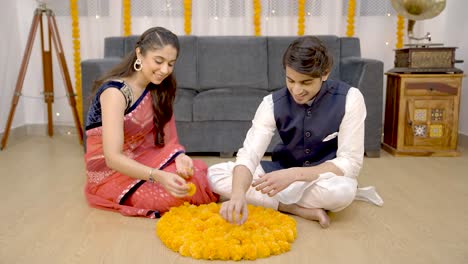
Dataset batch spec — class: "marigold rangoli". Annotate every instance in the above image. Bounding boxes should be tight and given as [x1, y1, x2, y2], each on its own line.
[156, 202, 297, 260]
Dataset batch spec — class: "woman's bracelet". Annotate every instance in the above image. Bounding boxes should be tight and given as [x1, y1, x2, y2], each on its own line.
[148, 168, 156, 183]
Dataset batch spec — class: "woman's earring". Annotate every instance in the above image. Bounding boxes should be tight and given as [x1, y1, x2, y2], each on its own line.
[133, 58, 142, 71]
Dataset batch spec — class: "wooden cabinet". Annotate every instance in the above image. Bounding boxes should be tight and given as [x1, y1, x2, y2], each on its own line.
[382, 73, 464, 156]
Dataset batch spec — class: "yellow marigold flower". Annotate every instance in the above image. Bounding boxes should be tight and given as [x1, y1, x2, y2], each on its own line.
[179, 244, 190, 256]
[256, 242, 271, 258]
[268, 241, 282, 255]
[156, 203, 296, 260]
[230, 244, 244, 261]
[186, 182, 196, 196]
[243, 243, 257, 260]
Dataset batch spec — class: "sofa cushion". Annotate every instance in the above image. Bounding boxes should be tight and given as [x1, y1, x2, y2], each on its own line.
[174, 36, 198, 89]
[267, 36, 297, 91]
[317, 35, 341, 80]
[197, 37, 269, 91]
[193, 88, 269, 121]
[267, 36, 341, 91]
[174, 88, 196, 122]
[340, 37, 361, 58]
[104, 37, 125, 58]
[124, 36, 139, 55]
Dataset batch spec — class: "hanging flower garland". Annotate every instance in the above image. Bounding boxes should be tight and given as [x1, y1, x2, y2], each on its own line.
[346, 0, 356, 37]
[183, 0, 192, 35]
[157, 202, 297, 261]
[70, 0, 82, 124]
[297, 0, 305, 36]
[253, 0, 261, 36]
[123, 0, 132, 36]
[396, 15, 404, 49]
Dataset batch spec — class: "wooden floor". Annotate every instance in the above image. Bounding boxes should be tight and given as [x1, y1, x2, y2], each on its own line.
[0, 134, 467, 264]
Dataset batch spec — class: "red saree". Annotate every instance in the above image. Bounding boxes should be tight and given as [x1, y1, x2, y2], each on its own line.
[84, 89, 218, 218]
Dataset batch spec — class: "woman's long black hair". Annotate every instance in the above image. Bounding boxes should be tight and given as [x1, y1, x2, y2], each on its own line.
[92, 27, 180, 146]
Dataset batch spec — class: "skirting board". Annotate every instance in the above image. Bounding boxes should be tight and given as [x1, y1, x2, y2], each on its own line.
[459, 133, 468, 150]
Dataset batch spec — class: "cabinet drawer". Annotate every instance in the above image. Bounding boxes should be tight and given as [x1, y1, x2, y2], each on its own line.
[404, 80, 458, 96]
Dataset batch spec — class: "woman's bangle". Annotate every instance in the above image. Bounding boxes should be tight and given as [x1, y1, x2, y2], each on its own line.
[148, 168, 156, 183]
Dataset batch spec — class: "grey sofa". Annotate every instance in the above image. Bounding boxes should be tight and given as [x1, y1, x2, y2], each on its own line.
[81, 35, 383, 157]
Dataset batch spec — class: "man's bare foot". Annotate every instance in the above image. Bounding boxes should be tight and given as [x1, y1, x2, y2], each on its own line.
[279, 203, 330, 228]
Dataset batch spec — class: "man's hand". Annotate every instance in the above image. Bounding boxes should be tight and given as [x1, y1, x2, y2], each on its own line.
[252, 168, 297, 196]
[219, 194, 248, 225]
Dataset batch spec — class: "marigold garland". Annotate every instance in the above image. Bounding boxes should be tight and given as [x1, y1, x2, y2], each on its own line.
[396, 15, 404, 49]
[183, 0, 192, 35]
[253, 0, 261, 36]
[122, 0, 131, 36]
[346, 0, 356, 37]
[70, 0, 82, 125]
[297, 0, 305, 36]
[156, 202, 297, 260]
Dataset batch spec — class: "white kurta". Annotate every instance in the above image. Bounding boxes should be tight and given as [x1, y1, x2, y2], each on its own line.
[207, 88, 383, 211]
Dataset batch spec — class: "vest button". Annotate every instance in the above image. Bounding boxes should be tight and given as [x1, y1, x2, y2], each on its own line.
[305, 131, 311, 138]
[307, 110, 312, 116]
[305, 148, 311, 154]
[304, 161, 311, 166]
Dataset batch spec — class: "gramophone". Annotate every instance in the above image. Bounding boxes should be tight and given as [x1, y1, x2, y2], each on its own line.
[389, 0, 463, 73]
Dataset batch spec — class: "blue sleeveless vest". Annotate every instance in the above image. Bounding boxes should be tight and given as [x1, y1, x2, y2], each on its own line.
[271, 80, 351, 168]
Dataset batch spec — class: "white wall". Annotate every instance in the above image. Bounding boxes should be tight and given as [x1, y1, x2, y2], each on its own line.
[0, 1, 27, 133]
[421, 0, 468, 136]
[1, 0, 467, 137]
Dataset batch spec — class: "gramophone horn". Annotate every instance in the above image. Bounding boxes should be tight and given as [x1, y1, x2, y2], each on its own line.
[391, 0, 446, 40]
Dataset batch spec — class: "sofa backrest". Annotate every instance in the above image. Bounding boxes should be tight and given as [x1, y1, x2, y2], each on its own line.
[103, 35, 361, 92]
[197, 36, 269, 91]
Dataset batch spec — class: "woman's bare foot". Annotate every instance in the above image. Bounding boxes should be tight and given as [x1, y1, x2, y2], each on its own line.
[279, 203, 330, 228]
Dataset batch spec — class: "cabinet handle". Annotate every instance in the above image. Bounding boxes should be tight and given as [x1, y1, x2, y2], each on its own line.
[406, 100, 413, 127]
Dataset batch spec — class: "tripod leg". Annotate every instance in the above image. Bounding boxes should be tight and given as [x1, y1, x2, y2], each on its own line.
[40, 12, 54, 137]
[48, 13, 83, 144]
[1, 11, 41, 150]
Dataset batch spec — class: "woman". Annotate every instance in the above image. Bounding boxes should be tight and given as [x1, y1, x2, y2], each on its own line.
[208, 36, 382, 228]
[85, 27, 218, 218]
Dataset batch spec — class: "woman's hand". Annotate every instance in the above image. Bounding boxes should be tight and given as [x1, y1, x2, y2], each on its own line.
[220, 194, 248, 225]
[252, 168, 297, 197]
[175, 153, 194, 179]
[157, 171, 189, 198]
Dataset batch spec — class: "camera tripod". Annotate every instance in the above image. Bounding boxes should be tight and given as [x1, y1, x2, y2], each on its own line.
[1, 4, 83, 150]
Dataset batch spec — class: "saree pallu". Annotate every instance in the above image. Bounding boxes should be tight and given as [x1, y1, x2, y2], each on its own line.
[84, 91, 218, 218]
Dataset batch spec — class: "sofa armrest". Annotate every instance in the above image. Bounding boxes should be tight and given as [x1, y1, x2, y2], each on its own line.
[340, 57, 384, 157]
[80, 57, 121, 150]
